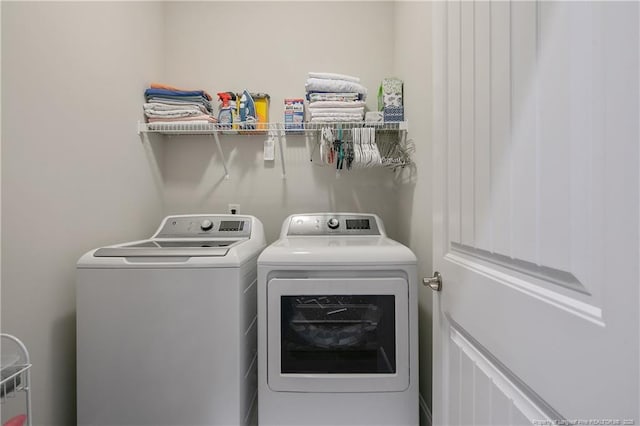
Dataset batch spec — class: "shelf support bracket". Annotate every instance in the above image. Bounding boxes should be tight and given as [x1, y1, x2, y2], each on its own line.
[277, 126, 287, 179]
[211, 132, 230, 179]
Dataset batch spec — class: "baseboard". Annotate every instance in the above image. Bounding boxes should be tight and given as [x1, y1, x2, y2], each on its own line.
[419, 393, 433, 426]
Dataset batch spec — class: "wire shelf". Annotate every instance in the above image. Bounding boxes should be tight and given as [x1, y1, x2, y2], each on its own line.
[137, 120, 410, 178]
[138, 121, 408, 135]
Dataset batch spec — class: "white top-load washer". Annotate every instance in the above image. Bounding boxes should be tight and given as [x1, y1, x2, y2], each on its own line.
[76, 214, 265, 426]
[257, 213, 419, 426]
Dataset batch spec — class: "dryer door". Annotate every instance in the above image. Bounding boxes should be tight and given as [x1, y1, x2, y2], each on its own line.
[267, 277, 409, 392]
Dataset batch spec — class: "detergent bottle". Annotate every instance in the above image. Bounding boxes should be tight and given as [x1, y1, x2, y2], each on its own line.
[217, 92, 234, 130]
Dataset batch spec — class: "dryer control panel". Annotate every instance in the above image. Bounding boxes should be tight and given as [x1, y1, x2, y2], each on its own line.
[286, 214, 382, 236]
[154, 215, 253, 238]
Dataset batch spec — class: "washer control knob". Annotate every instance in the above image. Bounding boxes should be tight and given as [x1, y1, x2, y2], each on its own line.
[327, 218, 340, 229]
[200, 219, 214, 231]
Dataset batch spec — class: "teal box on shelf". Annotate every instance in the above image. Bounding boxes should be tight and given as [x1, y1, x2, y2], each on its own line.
[383, 106, 404, 122]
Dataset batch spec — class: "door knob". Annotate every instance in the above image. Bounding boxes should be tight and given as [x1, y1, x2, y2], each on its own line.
[423, 272, 442, 291]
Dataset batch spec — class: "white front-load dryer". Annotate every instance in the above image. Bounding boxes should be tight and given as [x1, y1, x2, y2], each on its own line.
[76, 214, 265, 426]
[257, 213, 419, 426]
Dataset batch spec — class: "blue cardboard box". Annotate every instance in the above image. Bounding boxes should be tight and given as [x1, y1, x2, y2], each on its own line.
[383, 106, 404, 122]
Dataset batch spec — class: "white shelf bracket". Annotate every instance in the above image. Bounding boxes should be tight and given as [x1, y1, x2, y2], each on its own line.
[277, 126, 287, 179]
[137, 121, 146, 136]
[211, 132, 230, 180]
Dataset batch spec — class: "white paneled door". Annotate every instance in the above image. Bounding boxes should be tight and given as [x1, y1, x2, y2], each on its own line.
[432, 1, 639, 425]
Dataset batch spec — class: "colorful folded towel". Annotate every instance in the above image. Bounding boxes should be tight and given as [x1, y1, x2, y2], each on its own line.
[150, 83, 213, 101]
[144, 88, 210, 99]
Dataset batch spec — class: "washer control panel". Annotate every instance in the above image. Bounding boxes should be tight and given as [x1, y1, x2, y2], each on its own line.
[155, 215, 252, 238]
[286, 214, 381, 236]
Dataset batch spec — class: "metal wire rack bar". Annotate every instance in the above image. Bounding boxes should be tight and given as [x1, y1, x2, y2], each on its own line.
[138, 121, 408, 135]
[137, 121, 410, 178]
[1, 333, 32, 425]
[1, 364, 30, 397]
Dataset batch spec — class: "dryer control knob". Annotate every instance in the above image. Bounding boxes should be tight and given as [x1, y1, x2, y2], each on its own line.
[327, 218, 340, 229]
[200, 219, 214, 231]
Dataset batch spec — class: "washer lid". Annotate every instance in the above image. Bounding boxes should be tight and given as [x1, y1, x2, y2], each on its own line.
[93, 240, 239, 257]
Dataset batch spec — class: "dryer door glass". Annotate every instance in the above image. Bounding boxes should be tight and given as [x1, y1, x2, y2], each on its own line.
[280, 295, 396, 374]
[267, 277, 409, 392]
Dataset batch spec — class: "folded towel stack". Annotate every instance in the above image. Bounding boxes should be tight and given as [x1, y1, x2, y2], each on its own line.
[305, 72, 368, 123]
[143, 83, 217, 124]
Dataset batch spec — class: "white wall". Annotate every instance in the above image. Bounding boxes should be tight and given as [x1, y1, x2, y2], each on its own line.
[159, 1, 402, 242]
[1, 2, 164, 424]
[394, 2, 434, 423]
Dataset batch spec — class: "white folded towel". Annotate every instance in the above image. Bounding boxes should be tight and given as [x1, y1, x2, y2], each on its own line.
[305, 78, 368, 98]
[308, 72, 360, 83]
[145, 109, 203, 118]
[310, 108, 365, 116]
[310, 116, 364, 121]
[308, 92, 361, 102]
[147, 120, 215, 130]
[310, 116, 364, 122]
[307, 100, 366, 109]
[144, 102, 206, 113]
